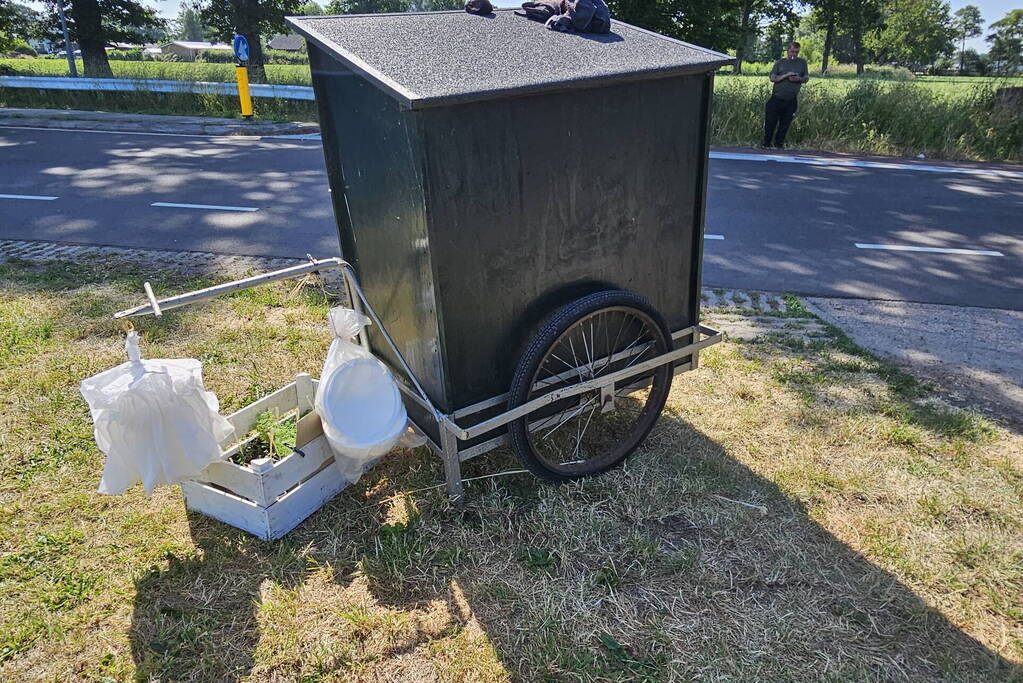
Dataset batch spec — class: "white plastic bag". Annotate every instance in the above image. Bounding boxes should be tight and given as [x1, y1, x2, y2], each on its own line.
[80, 331, 234, 496]
[314, 308, 407, 482]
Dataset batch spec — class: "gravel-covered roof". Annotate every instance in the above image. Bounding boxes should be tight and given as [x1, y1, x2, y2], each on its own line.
[287, 10, 733, 109]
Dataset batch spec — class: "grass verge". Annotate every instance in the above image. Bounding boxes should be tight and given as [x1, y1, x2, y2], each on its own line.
[0, 261, 1020, 680]
[714, 76, 1023, 162]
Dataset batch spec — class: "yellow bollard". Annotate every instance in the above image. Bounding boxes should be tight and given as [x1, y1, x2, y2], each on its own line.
[235, 64, 253, 118]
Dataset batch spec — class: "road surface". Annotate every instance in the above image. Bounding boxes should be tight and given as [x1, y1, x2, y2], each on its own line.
[2, 126, 1020, 310]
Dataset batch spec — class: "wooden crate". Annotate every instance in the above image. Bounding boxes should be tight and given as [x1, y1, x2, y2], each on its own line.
[181, 373, 353, 540]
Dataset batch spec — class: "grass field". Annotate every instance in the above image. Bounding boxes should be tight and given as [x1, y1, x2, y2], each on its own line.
[0, 259, 1020, 680]
[0, 58, 312, 85]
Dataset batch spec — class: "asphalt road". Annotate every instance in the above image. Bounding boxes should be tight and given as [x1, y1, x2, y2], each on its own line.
[2, 126, 1021, 310]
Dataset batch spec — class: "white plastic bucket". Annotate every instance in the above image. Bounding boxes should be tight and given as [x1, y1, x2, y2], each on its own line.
[318, 357, 407, 468]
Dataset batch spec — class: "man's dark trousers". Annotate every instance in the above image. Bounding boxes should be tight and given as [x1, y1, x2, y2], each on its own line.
[763, 95, 798, 147]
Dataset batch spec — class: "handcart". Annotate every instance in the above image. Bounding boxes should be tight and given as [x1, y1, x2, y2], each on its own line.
[115, 256, 722, 501]
[114, 11, 733, 508]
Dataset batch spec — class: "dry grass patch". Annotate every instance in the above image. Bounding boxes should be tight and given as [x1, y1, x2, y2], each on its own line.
[0, 260, 1020, 681]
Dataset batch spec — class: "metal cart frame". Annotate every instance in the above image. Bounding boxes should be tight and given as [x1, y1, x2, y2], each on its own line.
[116, 256, 722, 501]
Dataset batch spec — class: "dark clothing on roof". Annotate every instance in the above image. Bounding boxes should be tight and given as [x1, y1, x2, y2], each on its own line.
[518, 0, 561, 22]
[520, 0, 610, 34]
[464, 0, 494, 15]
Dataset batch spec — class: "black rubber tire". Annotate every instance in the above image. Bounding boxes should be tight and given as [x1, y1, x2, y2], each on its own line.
[507, 290, 674, 483]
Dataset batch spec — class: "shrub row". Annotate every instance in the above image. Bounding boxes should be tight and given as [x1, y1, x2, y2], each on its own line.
[195, 49, 308, 65]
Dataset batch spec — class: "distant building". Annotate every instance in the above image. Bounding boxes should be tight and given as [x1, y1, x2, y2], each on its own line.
[267, 34, 304, 51]
[160, 41, 233, 62]
[28, 38, 58, 54]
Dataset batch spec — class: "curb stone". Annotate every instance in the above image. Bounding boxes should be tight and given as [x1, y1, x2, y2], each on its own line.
[2, 239, 799, 336]
[1, 239, 307, 277]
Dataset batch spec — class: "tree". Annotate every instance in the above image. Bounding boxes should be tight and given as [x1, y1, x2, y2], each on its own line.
[753, 17, 791, 62]
[806, 0, 845, 72]
[197, 0, 302, 82]
[173, 2, 209, 41]
[732, 0, 796, 73]
[952, 5, 982, 73]
[0, 2, 40, 54]
[39, 0, 165, 77]
[865, 0, 954, 69]
[839, 0, 882, 73]
[606, 0, 743, 54]
[957, 47, 989, 75]
[987, 9, 1023, 75]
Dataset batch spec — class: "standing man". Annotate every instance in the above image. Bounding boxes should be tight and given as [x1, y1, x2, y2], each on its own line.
[762, 41, 810, 149]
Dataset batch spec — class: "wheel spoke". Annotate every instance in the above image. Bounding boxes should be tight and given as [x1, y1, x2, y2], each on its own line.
[581, 321, 594, 376]
[510, 295, 673, 480]
[620, 342, 652, 372]
[541, 395, 598, 440]
[569, 402, 600, 463]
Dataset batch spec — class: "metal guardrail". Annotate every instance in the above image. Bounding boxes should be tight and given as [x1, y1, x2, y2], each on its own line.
[0, 75, 315, 100]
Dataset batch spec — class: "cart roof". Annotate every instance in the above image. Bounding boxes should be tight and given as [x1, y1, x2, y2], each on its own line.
[286, 10, 733, 110]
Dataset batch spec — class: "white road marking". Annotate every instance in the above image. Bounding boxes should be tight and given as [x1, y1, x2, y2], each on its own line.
[710, 151, 1023, 180]
[260, 133, 322, 141]
[855, 243, 1004, 256]
[151, 202, 259, 212]
[0, 193, 58, 200]
[705, 234, 725, 240]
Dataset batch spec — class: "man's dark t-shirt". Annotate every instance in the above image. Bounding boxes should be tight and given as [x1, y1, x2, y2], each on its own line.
[770, 58, 809, 100]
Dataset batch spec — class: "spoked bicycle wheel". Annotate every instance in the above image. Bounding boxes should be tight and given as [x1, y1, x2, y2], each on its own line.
[507, 290, 674, 483]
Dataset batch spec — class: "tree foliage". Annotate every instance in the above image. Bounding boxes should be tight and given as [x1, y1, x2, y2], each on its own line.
[607, 0, 743, 54]
[0, 1, 40, 53]
[987, 9, 1023, 75]
[173, 2, 210, 41]
[952, 5, 982, 73]
[197, 0, 302, 82]
[732, 0, 796, 73]
[325, 0, 460, 12]
[865, 0, 954, 68]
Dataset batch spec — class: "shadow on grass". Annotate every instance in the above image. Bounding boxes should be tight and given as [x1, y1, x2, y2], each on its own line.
[127, 410, 1021, 680]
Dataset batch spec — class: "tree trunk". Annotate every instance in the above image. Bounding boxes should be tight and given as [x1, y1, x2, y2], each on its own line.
[733, 0, 753, 75]
[70, 0, 113, 78]
[853, 25, 864, 74]
[821, 4, 835, 73]
[959, 34, 966, 74]
[244, 31, 266, 84]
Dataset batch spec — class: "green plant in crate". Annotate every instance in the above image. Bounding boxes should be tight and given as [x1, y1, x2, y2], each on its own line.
[236, 410, 298, 464]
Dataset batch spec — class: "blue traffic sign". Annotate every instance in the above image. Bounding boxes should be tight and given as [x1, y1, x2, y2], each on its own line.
[233, 34, 249, 63]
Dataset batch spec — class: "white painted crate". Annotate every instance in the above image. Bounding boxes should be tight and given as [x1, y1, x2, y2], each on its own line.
[181, 373, 352, 540]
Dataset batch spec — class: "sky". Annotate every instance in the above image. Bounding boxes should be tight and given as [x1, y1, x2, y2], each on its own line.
[26, 0, 1020, 52]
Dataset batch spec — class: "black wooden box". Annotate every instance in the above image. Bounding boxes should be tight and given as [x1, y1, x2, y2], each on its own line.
[288, 10, 731, 415]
